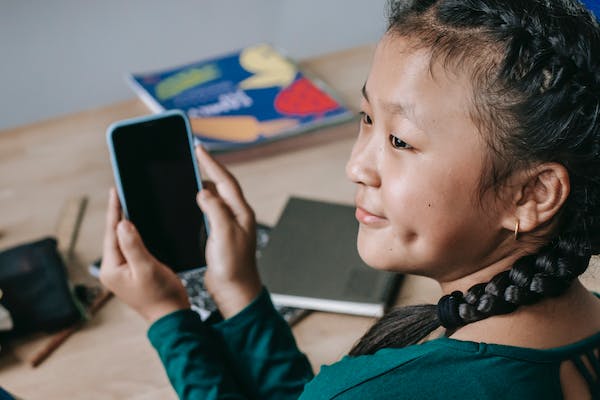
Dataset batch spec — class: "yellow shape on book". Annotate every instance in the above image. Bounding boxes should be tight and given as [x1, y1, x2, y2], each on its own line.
[239, 44, 296, 90]
[156, 65, 221, 100]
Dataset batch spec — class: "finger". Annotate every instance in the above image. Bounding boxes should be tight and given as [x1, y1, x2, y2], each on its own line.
[195, 145, 235, 183]
[195, 145, 252, 220]
[116, 220, 156, 271]
[99, 252, 129, 290]
[199, 179, 251, 225]
[196, 189, 238, 236]
[198, 181, 255, 233]
[102, 188, 125, 266]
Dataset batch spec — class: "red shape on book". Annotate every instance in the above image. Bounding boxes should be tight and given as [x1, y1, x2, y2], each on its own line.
[275, 77, 339, 117]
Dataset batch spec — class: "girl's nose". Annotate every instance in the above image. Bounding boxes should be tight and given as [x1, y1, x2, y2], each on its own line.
[345, 133, 381, 188]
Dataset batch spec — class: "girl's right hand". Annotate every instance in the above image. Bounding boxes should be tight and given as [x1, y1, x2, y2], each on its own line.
[194, 145, 263, 318]
[100, 188, 191, 324]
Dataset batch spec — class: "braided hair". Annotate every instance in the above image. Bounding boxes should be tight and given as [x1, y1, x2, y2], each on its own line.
[350, 0, 600, 356]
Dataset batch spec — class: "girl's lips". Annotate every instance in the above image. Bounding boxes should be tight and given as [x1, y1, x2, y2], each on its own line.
[355, 207, 387, 226]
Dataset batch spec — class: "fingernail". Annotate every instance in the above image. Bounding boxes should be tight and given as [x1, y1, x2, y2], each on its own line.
[118, 220, 133, 234]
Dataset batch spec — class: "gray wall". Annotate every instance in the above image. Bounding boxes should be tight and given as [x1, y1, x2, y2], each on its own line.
[0, 0, 387, 131]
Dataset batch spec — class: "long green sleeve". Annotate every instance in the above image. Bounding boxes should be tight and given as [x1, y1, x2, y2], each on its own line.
[148, 289, 600, 399]
[211, 289, 314, 399]
[148, 289, 313, 400]
[148, 309, 246, 399]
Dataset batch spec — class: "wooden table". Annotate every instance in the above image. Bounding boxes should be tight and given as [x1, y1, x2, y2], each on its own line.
[2, 44, 598, 399]
[0, 44, 435, 400]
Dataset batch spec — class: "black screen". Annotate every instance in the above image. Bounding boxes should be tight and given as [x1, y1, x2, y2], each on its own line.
[112, 114, 207, 272]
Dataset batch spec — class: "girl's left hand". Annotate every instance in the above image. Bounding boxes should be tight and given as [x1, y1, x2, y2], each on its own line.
[194, 145, 263, 318]
[99, 188, 191, 324]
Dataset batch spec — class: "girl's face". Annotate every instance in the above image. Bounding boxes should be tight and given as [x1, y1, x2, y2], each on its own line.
[347, 35, 511, 282]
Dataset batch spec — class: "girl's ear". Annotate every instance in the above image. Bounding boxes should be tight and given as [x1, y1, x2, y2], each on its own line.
[502, 163, 570, 235]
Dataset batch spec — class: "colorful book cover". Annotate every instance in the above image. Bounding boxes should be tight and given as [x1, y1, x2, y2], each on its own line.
[128, 43, 354, 151]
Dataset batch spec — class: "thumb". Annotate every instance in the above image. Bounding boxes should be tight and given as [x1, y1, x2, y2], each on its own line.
[116, 220, 155, 267]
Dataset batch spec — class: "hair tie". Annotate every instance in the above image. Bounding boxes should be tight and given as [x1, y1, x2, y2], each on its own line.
[437, 291, 466, 330]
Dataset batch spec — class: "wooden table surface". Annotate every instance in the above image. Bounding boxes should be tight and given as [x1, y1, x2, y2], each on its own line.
[1, 44, 597, 399]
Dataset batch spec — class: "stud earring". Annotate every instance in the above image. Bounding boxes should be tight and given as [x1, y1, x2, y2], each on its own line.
[514, 220, 520, 241]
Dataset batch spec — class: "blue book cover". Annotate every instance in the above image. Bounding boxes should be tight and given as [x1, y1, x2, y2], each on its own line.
[128, 44, 354, 151]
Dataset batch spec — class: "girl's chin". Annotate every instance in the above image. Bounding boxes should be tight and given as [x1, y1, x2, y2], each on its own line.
[357, 233, 388, 269]
[357, 239, 425, 274]
[356, 244, 395, 271]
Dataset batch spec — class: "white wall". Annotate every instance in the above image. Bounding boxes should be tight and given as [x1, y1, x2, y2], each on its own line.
[0, 0, 387, 130]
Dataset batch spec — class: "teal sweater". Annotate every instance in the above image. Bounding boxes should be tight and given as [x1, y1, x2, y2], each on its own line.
[148, 289, 600, 399]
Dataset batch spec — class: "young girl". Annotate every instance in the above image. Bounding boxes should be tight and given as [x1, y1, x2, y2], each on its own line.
[100, 0, 600, 398]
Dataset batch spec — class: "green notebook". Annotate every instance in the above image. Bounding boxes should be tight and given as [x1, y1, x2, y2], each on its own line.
[258, 197, 402, 317]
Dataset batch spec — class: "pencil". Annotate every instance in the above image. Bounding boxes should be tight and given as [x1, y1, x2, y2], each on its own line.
[30, 290, 113, 368]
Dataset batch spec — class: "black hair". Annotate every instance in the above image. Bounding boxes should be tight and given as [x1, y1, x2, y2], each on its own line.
[350, 0, 600, 356]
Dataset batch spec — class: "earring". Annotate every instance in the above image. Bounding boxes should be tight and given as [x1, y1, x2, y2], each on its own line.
[514, 220, 520, 241]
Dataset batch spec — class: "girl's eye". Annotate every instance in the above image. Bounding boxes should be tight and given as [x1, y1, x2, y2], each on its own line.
[389, 134, 413, 150]
[359, 111, 373, 125]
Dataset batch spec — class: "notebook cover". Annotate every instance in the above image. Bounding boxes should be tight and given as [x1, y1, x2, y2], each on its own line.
[258, 197, 401, 316]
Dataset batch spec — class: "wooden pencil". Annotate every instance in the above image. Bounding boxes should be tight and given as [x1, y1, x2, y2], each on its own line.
[30, 290, 113, 368]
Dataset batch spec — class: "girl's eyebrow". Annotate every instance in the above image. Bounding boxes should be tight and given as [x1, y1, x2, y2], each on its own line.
[362, 83, 415, 117]
[361, 83, 370, 102]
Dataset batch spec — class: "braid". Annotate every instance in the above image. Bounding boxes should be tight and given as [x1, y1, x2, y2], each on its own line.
[352, 235, 593, 356]
[350, 0, 600, 356]
[459, 235, 592, 325]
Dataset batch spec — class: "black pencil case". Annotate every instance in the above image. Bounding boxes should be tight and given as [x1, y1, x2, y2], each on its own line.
[0, 237, 84, 336]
